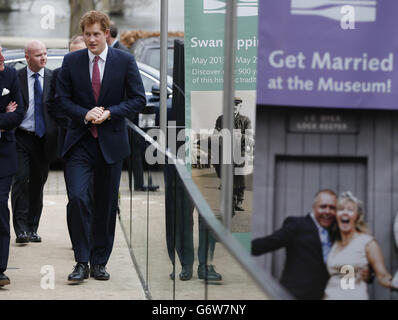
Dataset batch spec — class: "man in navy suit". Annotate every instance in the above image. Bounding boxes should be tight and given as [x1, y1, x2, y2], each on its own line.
[106, 21, 129, 52]
[0, 45, 24, 286]
[252, 190, 337, 299]
[48, 35, 87, 159]
[56, 10, 146, 283]
[47, 36, 87, 250]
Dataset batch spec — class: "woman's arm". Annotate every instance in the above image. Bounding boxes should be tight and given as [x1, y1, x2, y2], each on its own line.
[366, 239, 392, 288]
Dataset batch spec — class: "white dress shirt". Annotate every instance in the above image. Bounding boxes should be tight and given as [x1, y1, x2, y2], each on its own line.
[20, 67, 44, 132]
[84, 45, 109, 124]
[87, 45, 108, 83]
[109, 39, 118, 48]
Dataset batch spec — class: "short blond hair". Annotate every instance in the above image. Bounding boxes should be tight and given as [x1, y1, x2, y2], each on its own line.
[80, 10, 110, 33]
[337, 191, 368, 234]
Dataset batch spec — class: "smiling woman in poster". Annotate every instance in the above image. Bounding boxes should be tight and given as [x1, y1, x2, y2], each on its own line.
[323, 191, 397, 300]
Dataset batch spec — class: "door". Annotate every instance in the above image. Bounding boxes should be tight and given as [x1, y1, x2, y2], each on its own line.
[272, 156, 367, 280]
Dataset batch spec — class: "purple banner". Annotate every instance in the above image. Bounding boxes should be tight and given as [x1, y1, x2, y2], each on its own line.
[257, 0, 398, 110]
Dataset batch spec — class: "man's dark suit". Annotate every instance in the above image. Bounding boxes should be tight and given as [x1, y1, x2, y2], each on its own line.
[111, 39, 145, 191]
[251, 215, 330, 300]
[47, 67, 68, 158]
[0, 66, 24, 272]
[47, 67, 77, 248]
[113, 40, 129, 52]
[56, 47, 146, 266]
[11, 67, 54, 237]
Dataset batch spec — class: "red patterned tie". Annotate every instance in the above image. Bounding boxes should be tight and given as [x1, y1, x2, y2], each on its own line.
[90, 55, 101, 138]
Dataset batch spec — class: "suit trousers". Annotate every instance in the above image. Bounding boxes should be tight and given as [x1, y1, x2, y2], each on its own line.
[198, 215, 217, 266]
[164, 165, 194, 267]
[0, 175, 13, 273]
[164, 165, 216, 267]
[64, 133, 122, 266]
[11, 130, 50, 236]
[131, 129, 145, 190]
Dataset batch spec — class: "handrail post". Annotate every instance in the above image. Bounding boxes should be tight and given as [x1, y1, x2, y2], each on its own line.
[160, 0, 168, 158]
[221, 0, 237, 230]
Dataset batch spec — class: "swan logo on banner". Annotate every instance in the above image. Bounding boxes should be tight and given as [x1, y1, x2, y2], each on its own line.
[290, 0, 377, 22]
[203, 0, 258, 16]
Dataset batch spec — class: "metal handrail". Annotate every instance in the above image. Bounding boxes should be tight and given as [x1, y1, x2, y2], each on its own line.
[221, 0, 237, 231]
[125, 120, 293, 300]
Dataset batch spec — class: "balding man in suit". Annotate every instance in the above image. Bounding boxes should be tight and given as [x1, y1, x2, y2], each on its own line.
[11, 40, 55, 244]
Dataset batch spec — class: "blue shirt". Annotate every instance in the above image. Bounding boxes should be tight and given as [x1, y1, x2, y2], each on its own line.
[20, 67, 44, 132]
[311, 212, 332, 263]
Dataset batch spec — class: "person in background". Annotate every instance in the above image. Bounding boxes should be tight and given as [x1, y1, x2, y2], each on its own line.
[0, 44, 24, 286]
[213, 97, 252, 213]
[47, 35, 87, 250]
[11, 40, 55, 244]
[106, 20, 129, 52]
[48, 35, 86, 160]
[164, 164, 194, 281]
[106, 21, 149, 192]
[164, 167, 223, 282]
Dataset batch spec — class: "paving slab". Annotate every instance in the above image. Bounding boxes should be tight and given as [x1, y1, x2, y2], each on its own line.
[0, 172, 145, 300]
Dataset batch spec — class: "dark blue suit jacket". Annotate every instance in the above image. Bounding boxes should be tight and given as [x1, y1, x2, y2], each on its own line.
[0, 66, 24, 178]
[47, 67, 69, 158]
[56, 47, 146, 164]
[252, 214, 331, 300]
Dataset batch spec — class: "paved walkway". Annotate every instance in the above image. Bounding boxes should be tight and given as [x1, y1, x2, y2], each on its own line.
[0, 171, 145, 300]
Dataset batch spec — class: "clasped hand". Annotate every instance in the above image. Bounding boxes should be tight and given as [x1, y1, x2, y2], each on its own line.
[0, 101, 17, 132]
[85, 106, 110, 125]
[6, 101, 17, 113]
